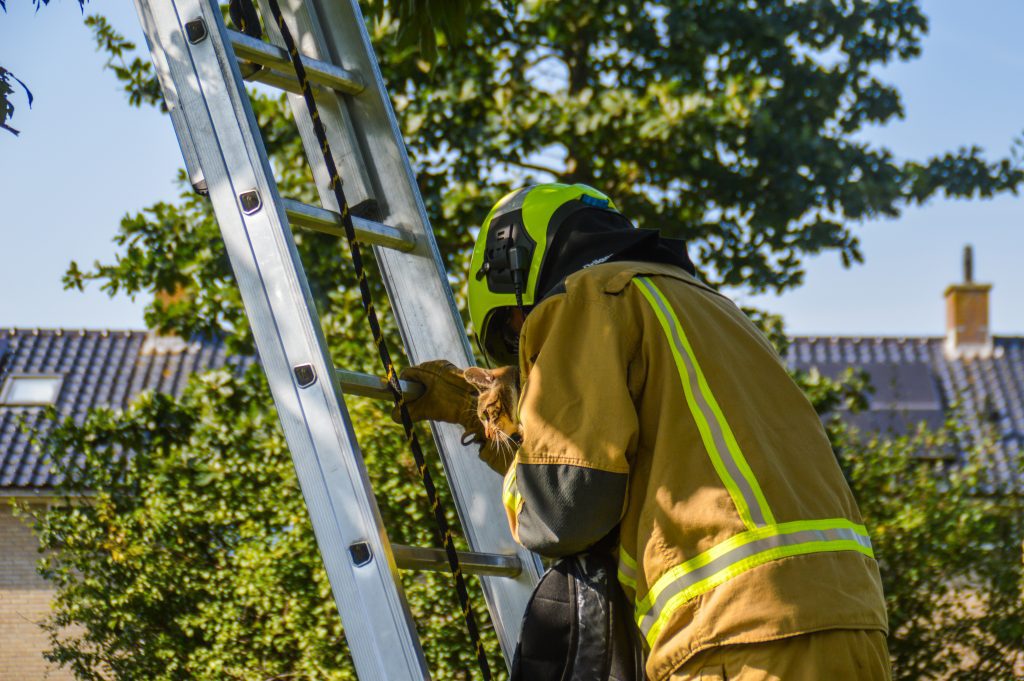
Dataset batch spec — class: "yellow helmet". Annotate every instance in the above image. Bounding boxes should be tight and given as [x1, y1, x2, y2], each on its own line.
[467, 183, 619, 365]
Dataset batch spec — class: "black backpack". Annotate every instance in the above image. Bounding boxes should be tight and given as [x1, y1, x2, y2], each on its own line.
[511, 551, 646, 681]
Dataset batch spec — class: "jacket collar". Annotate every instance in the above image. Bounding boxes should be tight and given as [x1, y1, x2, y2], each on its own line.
[591, 261, 724, 298]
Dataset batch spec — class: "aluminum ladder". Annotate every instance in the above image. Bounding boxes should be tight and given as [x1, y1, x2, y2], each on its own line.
[127, 0, 543, 677]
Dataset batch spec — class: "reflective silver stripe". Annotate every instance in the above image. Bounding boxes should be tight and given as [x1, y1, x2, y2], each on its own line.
[636, 523, 873, 644]
[618, 550, 638, 590]
[634, 276, 774, 528]
[492, 186, 532, 217]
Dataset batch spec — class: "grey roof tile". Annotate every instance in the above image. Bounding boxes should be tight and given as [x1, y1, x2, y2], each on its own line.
[787, 336, 1024, 491]
[5, 327, 1021, 491]
[0, 329, 250, 491]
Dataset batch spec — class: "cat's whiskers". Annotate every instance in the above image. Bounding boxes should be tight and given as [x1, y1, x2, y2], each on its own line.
[465, 366, 522, 471]
[493, 429, 518, 465]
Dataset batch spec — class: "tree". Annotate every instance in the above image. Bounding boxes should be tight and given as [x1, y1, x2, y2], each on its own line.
[26, 0, 1024, 678]
[797, 369, 1024, 680]
[382, 0, 1022, 293]
[794, 366, 1019, 679]
[30, 370, 497, 680]
[835, 418, 1024, 680]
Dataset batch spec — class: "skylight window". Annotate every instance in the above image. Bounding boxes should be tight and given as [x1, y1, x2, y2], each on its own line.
[1, 375, 64, 406]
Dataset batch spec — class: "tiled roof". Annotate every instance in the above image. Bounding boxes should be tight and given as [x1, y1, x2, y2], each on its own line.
[0, 329, 252, 491]
[3, 328, 1022, 492]
[787, 336, 1024, 491]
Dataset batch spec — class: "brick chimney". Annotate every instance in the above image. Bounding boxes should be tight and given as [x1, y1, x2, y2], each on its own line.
[944, 245, 992, 360]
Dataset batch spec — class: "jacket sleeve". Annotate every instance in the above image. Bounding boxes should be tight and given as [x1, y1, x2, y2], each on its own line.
[503, 288, 640, 557]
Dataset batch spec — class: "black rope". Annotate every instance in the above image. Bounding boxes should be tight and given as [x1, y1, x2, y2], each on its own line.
[228, 0, 262, 39]
[259, 1, 493, 678]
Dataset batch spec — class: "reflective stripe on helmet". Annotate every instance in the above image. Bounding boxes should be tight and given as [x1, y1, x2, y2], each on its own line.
[634, 519, 874, 646]
[633, 276, 775, 530]
[490, 186, 532, 218]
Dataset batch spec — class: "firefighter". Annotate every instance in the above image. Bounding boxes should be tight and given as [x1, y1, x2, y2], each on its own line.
[401, 183, 890, 681]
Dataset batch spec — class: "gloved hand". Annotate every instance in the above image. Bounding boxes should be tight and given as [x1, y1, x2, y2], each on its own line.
[391, 359, 484, 441]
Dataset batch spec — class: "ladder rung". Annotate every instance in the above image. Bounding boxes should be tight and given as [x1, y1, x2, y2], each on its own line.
[337, 369, 425, 401]
[228, 30, 364, 95]
[284, 199, 416, 252]
[392, 544, 522, 578]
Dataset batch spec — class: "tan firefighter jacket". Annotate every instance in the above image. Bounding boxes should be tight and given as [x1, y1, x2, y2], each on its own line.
[497, 260, 888, 681]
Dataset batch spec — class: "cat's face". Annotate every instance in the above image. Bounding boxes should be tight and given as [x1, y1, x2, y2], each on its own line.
[464, 366, 520, 444]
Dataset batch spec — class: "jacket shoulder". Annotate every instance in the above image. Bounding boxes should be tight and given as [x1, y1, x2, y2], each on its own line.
[562, 260, 721, 299]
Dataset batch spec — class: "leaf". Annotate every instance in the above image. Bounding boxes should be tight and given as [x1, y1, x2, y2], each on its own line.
[9, 71, 33, 107]
[0, 66, 33, 136]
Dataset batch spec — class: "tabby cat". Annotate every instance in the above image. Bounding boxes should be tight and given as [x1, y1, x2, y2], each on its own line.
[464, 366, 521, 471]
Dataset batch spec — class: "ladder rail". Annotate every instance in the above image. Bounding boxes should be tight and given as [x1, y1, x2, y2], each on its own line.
[256, 0, 544, 663]
[136, 4, 207, 194]
[132, 0, 544, 673]
[130, 0, 432, 677]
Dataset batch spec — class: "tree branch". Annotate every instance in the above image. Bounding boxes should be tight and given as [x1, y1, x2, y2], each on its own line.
[505, 159, 563, 176]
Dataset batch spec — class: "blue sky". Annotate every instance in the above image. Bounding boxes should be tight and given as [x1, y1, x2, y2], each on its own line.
[0, 0, 1021, 335]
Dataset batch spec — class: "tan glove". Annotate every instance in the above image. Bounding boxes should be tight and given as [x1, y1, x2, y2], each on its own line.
[391, 359, 484, 441]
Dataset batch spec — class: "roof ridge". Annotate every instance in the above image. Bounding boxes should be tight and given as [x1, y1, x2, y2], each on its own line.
[4, 327, 147, 336]
[790, 335, 1024, 342]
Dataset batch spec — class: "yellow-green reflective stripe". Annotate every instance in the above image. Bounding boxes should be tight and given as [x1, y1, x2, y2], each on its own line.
[502, 465, 522, 515]
[634, 277, 775, 529]
[636, 519, 873, 647]
[618, 547, 638, 590]
[635, 518, 869, 615]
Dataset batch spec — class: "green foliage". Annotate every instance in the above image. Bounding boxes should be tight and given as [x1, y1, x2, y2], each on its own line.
[1, 0, 481, 135]
[366, 0, 494, 59]
[0, 66, 33, 135]
[82, 0, 1024, 296]
[30, 369, 501, 679]
[64, 182, 250, 352]
[796, 369, 1024, 678]
[377, 0, 1023, 293]
[789, 366, 1024, 679]
[84, 15, 164, 110]
[795, 365, 871, 416]
[27, 0, 1024, 678]
[835, 420, 1024, 680]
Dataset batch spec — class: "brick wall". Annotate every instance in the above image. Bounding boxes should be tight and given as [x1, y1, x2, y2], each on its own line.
[0, 501, 73, 681]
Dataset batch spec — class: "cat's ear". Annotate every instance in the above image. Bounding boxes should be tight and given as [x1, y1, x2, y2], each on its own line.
[463, 367, 495, 391]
